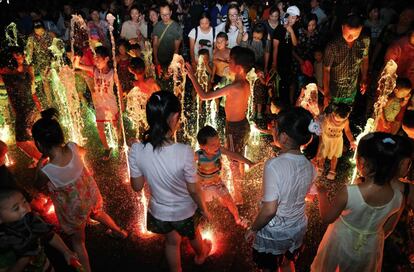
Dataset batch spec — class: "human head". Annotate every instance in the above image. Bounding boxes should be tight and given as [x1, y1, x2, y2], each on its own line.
[273, 107, 319, 158]
[198, 48, 209, 63]
[332, 103, 352, 119]
[90, 9, 100, 22]
[229, 46, 255, 74]
[277, 1, 286, 12]
[303, 13, 318, 33]
[313, 47, 323, 62]
[252, 23, 266, 41]
[32, 108, 64, 155]
[130, 5, 142, 22]
[124, 0, 135, 8]
[215, 32, 228, 50]
[286, 5, 300, 26]
[8, 46, 25, 67]
[0, 140, 7, 166]
[268, 5, 280, 24]
[128, 57, 145, 77]
[341, 14, 363, 44]
[159, 2, 172, 24]
[394, 77, 412, 98]
[127, 43, 141, 58]
[367, 5, 379, 21]
[117, 39, 129, 55]
[143, 91, 181, 150]
[149, 7, 159, 24]
[0, 190, 31, 224]
[310, 0, 320, 9]
[33, 20, 45, 36]
[357, 132, 413, 185]
[402, 110, 414, 139]
[199, 12, 211, 31]
[227, 3, 240, 25]
[197, 125, 220, 155]
[94, 46, 111, 69]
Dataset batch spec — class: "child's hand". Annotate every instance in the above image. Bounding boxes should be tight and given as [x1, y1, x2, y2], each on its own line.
[244, 228, 256, 243]
[350, 141, 357, 150]
[184, 62, 195, 78]
[201, 209, 212, 222]
[64, 251, 79, 266]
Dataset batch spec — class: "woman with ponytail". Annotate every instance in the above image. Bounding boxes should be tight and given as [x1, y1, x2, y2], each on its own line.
[128, 91, 212, 271]
[32, 108, 127, 272]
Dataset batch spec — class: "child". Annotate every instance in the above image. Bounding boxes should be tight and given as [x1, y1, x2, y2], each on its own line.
[211, 32, 231, 88]
[245, 107, 319, 272]
[32, 108, 127, 272]
[127, 42, 143, 58]
[116, 39, 133, 95]
[313, 48, 324, 93]
[196, 125, 254, 228]
[128, 57, 160, 96]
[0, 189, 78, 272]
[186, 46, 255, 205]
[375, 77, 412, 134]
[317, 103, 357, 180]
[197, 49, 213, 77]
[74, 46, 122, 159]
[311, 132, 412, 271]
[296, 81, 320, 117]
[128, 91, 212, 272]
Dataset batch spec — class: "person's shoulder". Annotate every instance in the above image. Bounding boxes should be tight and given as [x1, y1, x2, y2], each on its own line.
[173, 143, 194, 153]
[216, 22, 225, 31]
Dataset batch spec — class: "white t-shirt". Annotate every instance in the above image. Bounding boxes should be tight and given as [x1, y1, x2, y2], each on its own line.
[215, 22, 246, 49]
[188, 26, 215, 61]
[128, 142, 198, 221]
[121, 20, 148, 40]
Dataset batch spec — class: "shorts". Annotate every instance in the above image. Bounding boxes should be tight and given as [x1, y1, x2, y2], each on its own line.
[201, 182, 231, 202]
[225, 118, 250, 154]
[252, 245, 303, 271]
[147, 210, 202, 240]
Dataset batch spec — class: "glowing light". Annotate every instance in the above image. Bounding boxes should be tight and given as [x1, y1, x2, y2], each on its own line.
[201, 227, 216, 254]
[137, 190, 155, 238]
[47, 204, 55, 215]
[5, 154, 14, 166]
[246, 68, 258, 121]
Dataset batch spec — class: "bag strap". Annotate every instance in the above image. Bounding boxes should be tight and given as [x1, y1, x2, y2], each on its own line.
[195, 27, 198, 42]
[158, 22, 173, 44]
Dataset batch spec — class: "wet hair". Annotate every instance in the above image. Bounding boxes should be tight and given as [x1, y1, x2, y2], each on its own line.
[395, 77, 412, 90]
[143, 91, 181, 150]
[342, 13, 363, 28]
[333, 103, 352, 118]
[31, 108, 64, 152]
[94, 46, 110, 58]
[199, 11, 211, 22]
[33, 20, 45, 30]
[198, 48, 209, 57]
[129, 57, 145, 74]
[216, 31, 228, 40]
[230, 46, 255, 73]
[275, 107, 319, 159]
[197, 125, 218, 145]
[225, 3, 240, 33]
[403, 110, 414, 129]
[357, 132, 413, 185]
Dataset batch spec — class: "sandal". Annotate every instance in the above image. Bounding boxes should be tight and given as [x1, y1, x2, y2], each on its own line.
[194, 239, 212, 265]
[326, 171, 336, 180]
[235, 217, 249, 229]
[105, 228, 128, 239]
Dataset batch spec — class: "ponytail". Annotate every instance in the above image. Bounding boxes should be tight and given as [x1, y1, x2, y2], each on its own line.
[32, 108, 64, 151]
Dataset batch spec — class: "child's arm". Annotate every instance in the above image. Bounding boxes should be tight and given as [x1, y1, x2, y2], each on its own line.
[73, 55, 94, 73]
[316, 184, 348, 224]
[34, 157, 50, 190]
[344, 120, 357, 150]
[210, 61, 216, 83]
[221, 147, 255, 167]
[48, 233, 77, 265]
[130, 176, 145, 192]
[383, 203, 404, 238]
[186, 182, 211, 220]
[185, 62, 230, 100]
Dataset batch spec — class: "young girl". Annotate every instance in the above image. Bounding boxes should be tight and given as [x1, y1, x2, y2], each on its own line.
[0, 46, 42, 166]
[128, 91, 212, 272]
[116, 39, 133, 95]
[317, 103, 357, 180]
[74, 46, 122, 159]
[311, 132, 412, 271]
[32, 108, 127, 272]
[245, 107, 319, 272]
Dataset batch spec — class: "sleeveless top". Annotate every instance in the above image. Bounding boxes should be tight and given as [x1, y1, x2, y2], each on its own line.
[323, 114, 347, 138]
[195, 149, 222, 185]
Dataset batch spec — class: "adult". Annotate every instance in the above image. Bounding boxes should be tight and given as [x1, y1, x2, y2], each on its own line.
[215, 3, 246, 49]
[128, 91, 211, 272]
[120, 5, 148, 41]
[87, 9, 109, 48]
[188, 12, 215, 67]
[153, 2, 183, 70]
[323, 14, 369, 107]
[147, 6, 159, 40]
[271, 5, 300, 104]
[121, 0, 137, 22]
[264, 5, 280, 39]
[310, 0, 327, 26]
[384, 30, 414, 87]
[364, 5, 385, 50]
[220, 1, 250, 32]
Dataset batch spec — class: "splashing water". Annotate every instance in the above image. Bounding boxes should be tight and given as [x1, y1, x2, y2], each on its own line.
[5, 22, 18, 46]
[126, 86, 147, 137]
[142, 41, 156, 79]
[246, 68, 258, 120]
[195, 55, 209, 134]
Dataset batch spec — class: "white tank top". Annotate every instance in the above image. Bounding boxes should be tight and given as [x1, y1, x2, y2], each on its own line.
[41, 142, 84, 188]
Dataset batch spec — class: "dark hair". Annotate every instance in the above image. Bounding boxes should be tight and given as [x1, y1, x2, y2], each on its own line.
[199, 11, 211, 22]
[33, 20, 45, 30]
[216, 31, 228, 40]
[0, 189, 23, 206]
[403, 110, 414, 129]
[225, 3, 240, 33]
[129, 57, 145, 74]
[130, 4, 143, 14]
[396, 77, 412, 90]
[269, 5, 280, 16]
[117, 39, 129, 51]
[143, 91, 181, 150]
[95, 45, 110, 58]
[128, 43, 141, 51]
[276, 107, 319, 159]
[342, 13, 363, 28]
[333, 103, 352, 118]
[230, 46, 255, 73]
[159, 2, 171, 10]
[31, 108, 64, 152]
[302, 13, 318, 27]
[357, 132, 413, 185]
[252, 22, 267, 35]
[198, 48, 209, 57]
[197, 125, 218, 145]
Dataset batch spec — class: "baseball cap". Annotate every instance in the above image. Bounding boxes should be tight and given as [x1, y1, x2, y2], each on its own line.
[286, 5, 300, 17]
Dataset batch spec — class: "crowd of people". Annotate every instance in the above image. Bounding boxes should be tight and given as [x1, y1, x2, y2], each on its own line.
[0, 0, 414, 271]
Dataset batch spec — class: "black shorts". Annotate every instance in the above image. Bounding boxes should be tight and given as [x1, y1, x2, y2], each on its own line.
[252, 246, 303, 271]
[147, 210, 202, 240]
